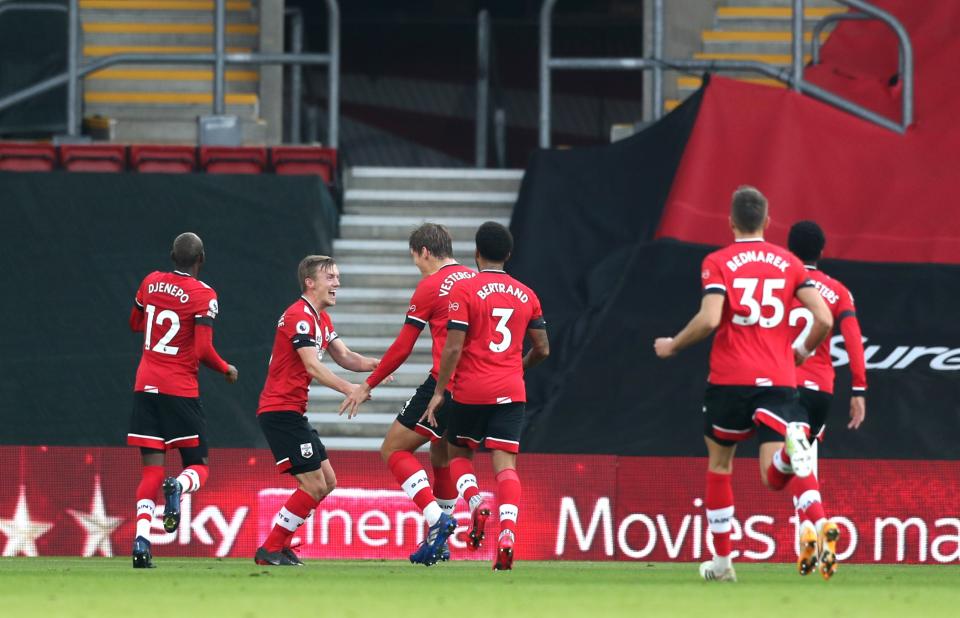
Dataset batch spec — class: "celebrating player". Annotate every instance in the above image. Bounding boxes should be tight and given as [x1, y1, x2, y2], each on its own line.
[255, 255, 379, 566]
[654, 187, 837, 582]
[127, 232, 239, 569]
[340, 224, 473, 566]
[787, 220, 867, 437]
[422, 221, 550, 571]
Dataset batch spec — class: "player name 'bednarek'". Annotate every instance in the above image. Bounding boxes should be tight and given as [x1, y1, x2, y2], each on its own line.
[476, 282, 529, 303]
[439, 270, 476, 296]
[726, 250, 790, 273]
[147, 281, 190, 303]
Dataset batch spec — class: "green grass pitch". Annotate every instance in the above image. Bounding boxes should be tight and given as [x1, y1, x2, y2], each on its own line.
[2, 559, 959, 618]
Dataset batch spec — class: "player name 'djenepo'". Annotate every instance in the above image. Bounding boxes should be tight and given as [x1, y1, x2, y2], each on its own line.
[146, 281, 192, 303]
[475, 281, 530, 302]
[725, 250, 791, 273]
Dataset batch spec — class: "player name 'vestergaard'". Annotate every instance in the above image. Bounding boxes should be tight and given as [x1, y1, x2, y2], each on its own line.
[439, 270, 476, 296]
[147, 281, 191, 303]
[476, 282, 529, 302]
[726, 250, 790, 273]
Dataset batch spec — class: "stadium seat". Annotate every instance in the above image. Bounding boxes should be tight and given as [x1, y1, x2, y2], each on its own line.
[59, 144, 127, 173]
[199, 146, 267, 174]
[270, 146, 338, 183]
[130, 145, 197, 174]
[0, 142, 56, 172]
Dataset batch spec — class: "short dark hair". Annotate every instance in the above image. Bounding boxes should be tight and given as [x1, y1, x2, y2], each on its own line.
[475, 221, 513, 262]
[171, 232, 204, 270]
[409, 223, 453, 258]
[298, 255, 336, 292]
[788, 220, 826, 262]
[730, 186, 768, 233]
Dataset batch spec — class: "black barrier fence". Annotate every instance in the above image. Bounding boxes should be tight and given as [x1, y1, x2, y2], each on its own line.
[517, 237, 960, 460]
[0, 171, 338, 446]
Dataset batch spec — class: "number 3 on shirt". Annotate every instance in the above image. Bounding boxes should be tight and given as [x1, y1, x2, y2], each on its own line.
[489, 307, 514, 353]
[731, 278, 785, 328]
[144, 304, 181, 355]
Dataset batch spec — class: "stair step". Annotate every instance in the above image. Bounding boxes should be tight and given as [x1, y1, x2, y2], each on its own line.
[717, 6, 844, 20]
[339, 263, 422, 289]
[702, 30, 827, 43]
[84, 69, 259, 94]
[311, 385, 411, 402]
[80, 1, 252, 10]
[344, 188, 516, 216]
[84, 45, 252, 56]
[94, 116, 266, 144]
[80, 10, 255, 24]
[83, 22, 259, 34]
[339, 215, 510, 241]
[677, 76, 785, 94]
[82, 33, 259, 47]
[693, 52, 810, 67]
[348, 167, 524, 192]
[333, 239, 476, 265]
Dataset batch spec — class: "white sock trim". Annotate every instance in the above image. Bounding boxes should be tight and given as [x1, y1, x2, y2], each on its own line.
[499, 504, 518, 523]
[178, 468, 201, 494]
[400, 469, 431, 501]
[436, 498, 457, 515]
[773, 449, 794, 474]
[135, 499, 154, 539]
[275, 507, 306, 533]
[456, 473, 479, 496]
[706, 506, 735, 534]
[796, 489, 822, 512]
[468, 494, 484, 513]
[423, 502, 442, 527]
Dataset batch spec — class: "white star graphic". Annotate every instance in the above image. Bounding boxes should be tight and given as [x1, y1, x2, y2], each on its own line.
[0, 485, 54, 557]
[67, 475, 124, 558]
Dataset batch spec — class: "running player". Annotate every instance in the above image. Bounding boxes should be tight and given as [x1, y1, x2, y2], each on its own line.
[255, 255, 380, 566]
[422, 221, 550, 571]
[339, 224, 473, 566]
[127, 232, 239, 569]
[787, 220, 867, 439]
[654, 187, 837, 582]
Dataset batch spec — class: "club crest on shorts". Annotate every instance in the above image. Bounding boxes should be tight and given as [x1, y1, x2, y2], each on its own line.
[300, 442, 314, 458]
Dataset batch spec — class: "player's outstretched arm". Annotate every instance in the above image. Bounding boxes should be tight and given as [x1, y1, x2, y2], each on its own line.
[654, 293, 724, 358]
[840, 313, 867, 429]
[523, 327, 550, 371]
[327, 338, 379, 372]
[297, 346, 370, 417]
[422, 329, 465, 427]
[793, 287, 834, 364]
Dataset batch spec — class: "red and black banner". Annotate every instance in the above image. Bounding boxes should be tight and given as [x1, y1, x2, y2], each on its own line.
[2, 447, 958, 564]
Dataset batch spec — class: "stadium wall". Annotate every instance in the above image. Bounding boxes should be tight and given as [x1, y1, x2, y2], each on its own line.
[0, 171, 339, 447]
[3, 446, 958, 565]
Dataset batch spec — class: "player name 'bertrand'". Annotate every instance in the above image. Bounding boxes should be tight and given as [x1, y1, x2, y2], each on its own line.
[147, 281, 191, 303]
[726, 250, 791, 273]
[476, 282, 529, 303]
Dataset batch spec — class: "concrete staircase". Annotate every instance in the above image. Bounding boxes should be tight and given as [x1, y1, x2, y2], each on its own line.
[310, 167, 524, 449]
[666, 0, 843, 111]
[79, 0, 266, 143]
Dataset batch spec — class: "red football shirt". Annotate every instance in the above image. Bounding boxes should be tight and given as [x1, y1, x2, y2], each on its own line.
[133, 271, 220, 398]
[406, 263, 476, 380]
[791, 267, 867, 394]
[701, 239, 814, 387]
[257, 297, 337, 414]
[446, 270, 545, 405]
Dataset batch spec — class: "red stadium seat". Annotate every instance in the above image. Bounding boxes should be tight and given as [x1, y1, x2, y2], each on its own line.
[270, 146, 337, 183]
[130, 145, 197, 174]
[0, 142, 56, 172]
[60, 144, 127, 173]
[200, 146, 267, 174]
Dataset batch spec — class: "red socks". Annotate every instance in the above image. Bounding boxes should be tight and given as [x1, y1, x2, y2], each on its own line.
[450, 457, 482, 512]
[177, 464, 209, 494]
[791, 474, 826, 526]
[433, 465, 458, 514]
[388, 451, 442, 525]
[496, 468, 521, 536]
[263, 488, 319, 552]
[705, 471, 734, 558]
[135, 465, 165, 538]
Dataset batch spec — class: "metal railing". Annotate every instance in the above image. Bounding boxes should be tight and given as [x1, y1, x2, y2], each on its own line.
[0, 0, 341, 147]
[475, 9, 508, 168]
[539, 0, 914, 147]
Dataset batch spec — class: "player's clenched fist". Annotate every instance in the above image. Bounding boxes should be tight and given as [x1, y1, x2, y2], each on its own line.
[225, 364, 239, 384]
[654, 337, 675, 359]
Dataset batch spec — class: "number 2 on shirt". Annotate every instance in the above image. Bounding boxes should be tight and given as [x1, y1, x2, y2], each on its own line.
[489, 307, 514, 353]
